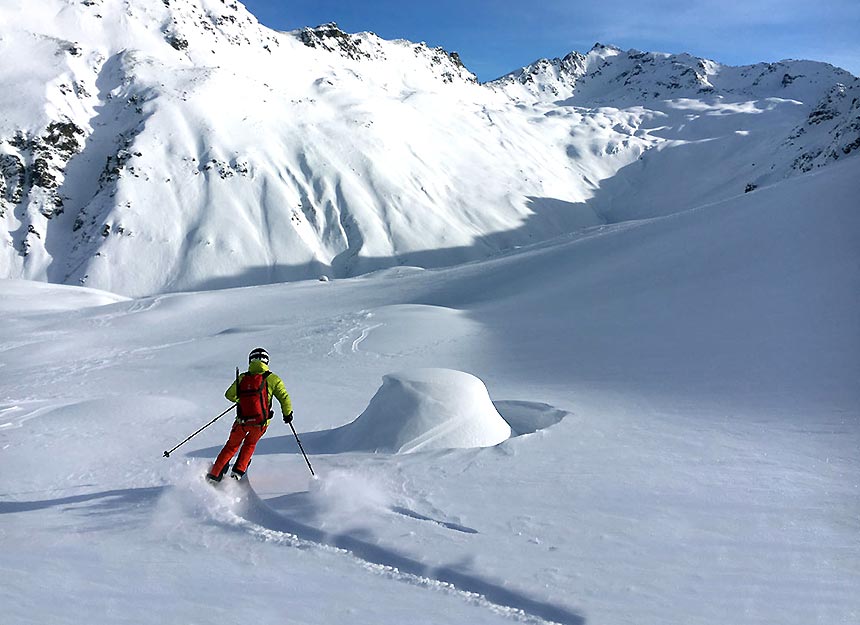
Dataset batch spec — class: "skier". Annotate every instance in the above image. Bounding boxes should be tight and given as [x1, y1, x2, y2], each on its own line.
[206, 347, 293, 482]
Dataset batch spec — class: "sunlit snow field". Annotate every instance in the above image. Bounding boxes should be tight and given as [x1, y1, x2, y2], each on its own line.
[2, 159, 858, 625]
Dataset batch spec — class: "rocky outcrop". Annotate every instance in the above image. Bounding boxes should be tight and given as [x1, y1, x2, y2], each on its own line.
[492, 51, 588, 96]
[297, 23, 476, 84]
[1, 120, 86, 221]
[298, 22, 382, 61]
[490, 44, 722, 102]
[414, 44, 475, 83]
[788, 82, 860, 171]
[0, 153, 26, 217]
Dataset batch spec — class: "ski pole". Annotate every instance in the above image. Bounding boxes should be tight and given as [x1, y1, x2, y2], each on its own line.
[289, 421, 315, 477]
[162, 404, 236, 458]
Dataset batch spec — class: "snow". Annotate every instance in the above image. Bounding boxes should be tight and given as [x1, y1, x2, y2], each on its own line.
[2, 152, 858, 624]
[324, 368, 512, 453]
[1, 0, 858, 296]
[0, 278, 128, 313]
[1, 2, 859, 624]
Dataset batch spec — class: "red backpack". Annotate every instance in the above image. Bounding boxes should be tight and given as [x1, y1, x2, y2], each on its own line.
[237, 371, 272, 425]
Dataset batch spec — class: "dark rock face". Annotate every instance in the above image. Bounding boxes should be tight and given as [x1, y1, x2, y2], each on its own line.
[420, 45, 475, 83]
[789, 83, 860, 171]
[2, 119, 86, 219]
[0, 154, 26, 216]
[167, 33, 189, 50]
[297, 22, 475, 84]
[298, 23, 372, 62]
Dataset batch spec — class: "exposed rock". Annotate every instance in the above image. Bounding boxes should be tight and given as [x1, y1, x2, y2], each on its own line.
[201, 157, 250, 179]
[99, 132, 141, 186]
[782, 73, 802, 87]
[43, 120, 85, 161]
[298, 23, 375, 62]
[411, 42, 476, 84]
[1, 120, 85, 218]
[166, 33, 188, 51]
[32, 157, 57, 189]
[0, 154, 26, 214]
[788, 83, 860, 170]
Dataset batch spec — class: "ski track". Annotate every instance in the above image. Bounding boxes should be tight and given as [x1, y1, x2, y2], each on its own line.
[211, 481, 584, 625]
[389, 505, 479, 534]
[352, 323, 383, 353]
[328, 310, 380, 356]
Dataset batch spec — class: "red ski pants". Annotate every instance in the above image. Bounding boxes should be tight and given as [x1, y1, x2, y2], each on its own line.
[211, 422, 267, 476]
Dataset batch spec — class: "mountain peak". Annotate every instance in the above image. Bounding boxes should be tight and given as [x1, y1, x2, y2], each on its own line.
[489, 44, 855, 107]
[296, 22, 380, 61]
[1, 1, 857, 296]
[589, 42, 622, 54]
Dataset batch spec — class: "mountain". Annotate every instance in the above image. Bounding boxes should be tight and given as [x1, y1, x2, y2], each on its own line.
[2, 3, 859, 623]
[1, 0, 858, 296]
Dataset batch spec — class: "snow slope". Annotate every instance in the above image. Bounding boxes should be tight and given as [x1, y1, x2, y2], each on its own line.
[1, 0, 858, 296]
[2, 154, 858, 625]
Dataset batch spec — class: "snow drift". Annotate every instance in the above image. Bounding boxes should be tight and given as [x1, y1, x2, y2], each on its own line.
[327, 369, 512, 453]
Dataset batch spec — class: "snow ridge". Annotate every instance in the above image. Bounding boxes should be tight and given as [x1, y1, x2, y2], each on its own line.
[1, 0, 858, 296]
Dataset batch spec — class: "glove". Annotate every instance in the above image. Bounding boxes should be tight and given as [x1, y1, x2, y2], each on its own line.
[283, 411, 293, 425]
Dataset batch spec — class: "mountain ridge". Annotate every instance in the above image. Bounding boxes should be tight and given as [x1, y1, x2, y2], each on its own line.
[1, 0, 858, 296]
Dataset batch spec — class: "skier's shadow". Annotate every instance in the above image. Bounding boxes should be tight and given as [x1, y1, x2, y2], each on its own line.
[0, 487, 164, 515]
[236, 481, 585, 625]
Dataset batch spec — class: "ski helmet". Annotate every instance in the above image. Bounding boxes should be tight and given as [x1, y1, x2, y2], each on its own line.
[249, 347, 269, 364]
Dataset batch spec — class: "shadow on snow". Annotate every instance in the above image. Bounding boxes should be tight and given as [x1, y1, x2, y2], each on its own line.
[236, 480, 586, 625]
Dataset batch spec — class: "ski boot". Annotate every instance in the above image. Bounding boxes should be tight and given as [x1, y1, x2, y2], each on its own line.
[206, 463, 230, 483]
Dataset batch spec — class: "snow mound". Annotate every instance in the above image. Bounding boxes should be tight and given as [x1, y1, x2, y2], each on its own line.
[332, 369, 511, 454]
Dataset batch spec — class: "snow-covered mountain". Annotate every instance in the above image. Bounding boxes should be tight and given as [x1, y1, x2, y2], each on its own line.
[491, 44, 860, 220]
[493, 43, 860, 173]
[2, 3, 859, 623]
[1, 0, 858, 296]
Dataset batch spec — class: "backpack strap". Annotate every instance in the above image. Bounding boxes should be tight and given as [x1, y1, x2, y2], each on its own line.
[262, 370, 271, 403]
[259, 371, 272, 427]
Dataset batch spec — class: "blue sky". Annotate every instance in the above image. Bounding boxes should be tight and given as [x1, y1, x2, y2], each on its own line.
[239, 0, 860, 82]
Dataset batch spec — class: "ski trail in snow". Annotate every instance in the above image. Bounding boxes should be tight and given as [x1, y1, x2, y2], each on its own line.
[206, 480, 584, 625]
[328, 311, 381, 356]
[328, 311, 369, 356]
[351, 323, 383, 352]
[388, 505, 479, 534]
